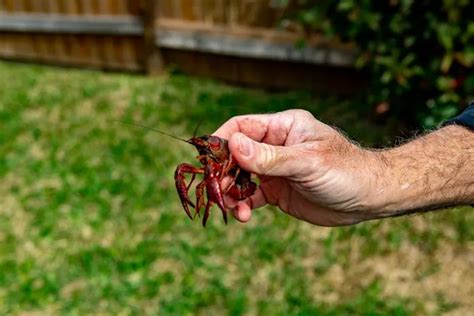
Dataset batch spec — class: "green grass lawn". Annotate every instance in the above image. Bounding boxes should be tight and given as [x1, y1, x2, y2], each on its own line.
[0, 61, 472, 315]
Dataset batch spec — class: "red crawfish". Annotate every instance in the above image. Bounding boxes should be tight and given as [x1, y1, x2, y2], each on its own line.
[122, 122, 257, 226]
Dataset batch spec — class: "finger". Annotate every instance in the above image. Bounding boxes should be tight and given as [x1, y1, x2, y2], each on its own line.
[213, 116, 241, 140]
[213, 114, 272, 141]
[225, 186, 268, 210]
[229, 187, 268, 222]
[245, 186, 268, 209]
[214, 111, 302, 145]
[232, 202, 252, 222]
[220, 176, 234, 193]
[214, 110, 326, 146]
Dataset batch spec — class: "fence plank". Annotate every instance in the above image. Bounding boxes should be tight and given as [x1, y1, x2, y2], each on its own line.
[46, 0, 59, 13]
[22, 0, 32, 12]
[74, 36, 85, 65]
[37, 34, 49, 62]
[52, 34, 64, 63]
[0, 14, 143, 35]
[122, 37, 137, 69]
[2, 34, 14, 56]
[91, 0, 100, 14]
[29, 0, 41, 13]
[81, 0, 92, 15]
[142, 0, 163, 74]
[98, 0, 108, 14]
[86, 35, 101, 67]
[126, 0, 141, 16]
[115, 0, 126, 14]
[152, 0, 283, 27]
[64, 0, 80, 15]
[180, 0, 195, 20]
[46, 33, 58, 61]
[158, 0, 174, 19]
[103, 35, 116, 68]
[3, 0, 13, 12]
[155, 19, 355, 67]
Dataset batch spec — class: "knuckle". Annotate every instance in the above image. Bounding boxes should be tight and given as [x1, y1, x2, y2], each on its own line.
[256, 143, 276, 174]
[296, 110, 315, 121]
[292, 109, 314, 120]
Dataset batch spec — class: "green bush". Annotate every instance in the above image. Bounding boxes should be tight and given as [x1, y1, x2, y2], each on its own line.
[284, 0, 474, 127]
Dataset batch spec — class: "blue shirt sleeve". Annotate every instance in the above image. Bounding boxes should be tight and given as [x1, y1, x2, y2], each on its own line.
[443, 101, 474, 207]
[443, 101, 474, 130]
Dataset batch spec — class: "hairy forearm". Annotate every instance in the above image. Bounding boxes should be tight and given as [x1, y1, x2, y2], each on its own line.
[370, 125, 474, 217]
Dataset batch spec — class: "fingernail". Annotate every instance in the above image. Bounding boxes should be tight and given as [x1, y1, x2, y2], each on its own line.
[238, 135, 252, 157]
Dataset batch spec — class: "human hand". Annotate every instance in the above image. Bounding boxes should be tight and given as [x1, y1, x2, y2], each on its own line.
[214, 110, 384, 226]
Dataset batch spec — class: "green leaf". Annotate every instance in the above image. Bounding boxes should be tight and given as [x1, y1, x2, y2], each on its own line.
[338, 0, 355, 11]
[440, 53, 454, 73]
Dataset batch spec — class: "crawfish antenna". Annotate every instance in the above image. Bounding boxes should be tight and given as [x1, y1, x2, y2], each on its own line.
[117, 120, 190, 143]
[192, 119, 203, 138]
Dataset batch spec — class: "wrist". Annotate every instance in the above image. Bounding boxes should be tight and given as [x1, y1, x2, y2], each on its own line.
[360, 149, 401, 217]
[340, 146, 391, 216]
[365, 149, 413, 217]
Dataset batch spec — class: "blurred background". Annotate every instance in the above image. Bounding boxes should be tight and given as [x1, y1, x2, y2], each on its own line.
[0, 0, 472, 315]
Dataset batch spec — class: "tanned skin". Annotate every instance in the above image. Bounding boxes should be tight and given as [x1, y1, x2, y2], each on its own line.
[214, 110, 474, 226]
[375, 125, 474, 217]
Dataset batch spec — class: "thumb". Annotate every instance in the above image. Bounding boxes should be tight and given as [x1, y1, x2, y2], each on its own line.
[229, 133, 298, 177]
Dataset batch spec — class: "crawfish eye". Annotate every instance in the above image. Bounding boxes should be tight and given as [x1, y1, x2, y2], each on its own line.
[208, 136, 221, 150]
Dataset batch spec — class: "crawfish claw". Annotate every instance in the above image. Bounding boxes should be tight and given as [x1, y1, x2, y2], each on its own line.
[175, 163, 204, 220]
[227, 170, 257, 201]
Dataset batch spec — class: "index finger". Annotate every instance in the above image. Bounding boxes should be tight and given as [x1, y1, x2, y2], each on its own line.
[213, 114, 270, 141]
[213, 111, 299, 145]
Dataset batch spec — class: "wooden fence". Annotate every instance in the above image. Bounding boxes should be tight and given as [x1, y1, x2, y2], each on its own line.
[0, 0, 146, 71]
[0, 0, 361, 92]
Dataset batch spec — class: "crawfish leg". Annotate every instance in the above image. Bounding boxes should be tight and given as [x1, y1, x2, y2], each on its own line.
[194, 180, 206, 218]
[202, 199, 214, 227]
[220, 155, 236, 181]
[175, 163, 204, 220]
[222, 167, 240, 195]
[205, 164, 228, 225]
[187, 173, 196, 191]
